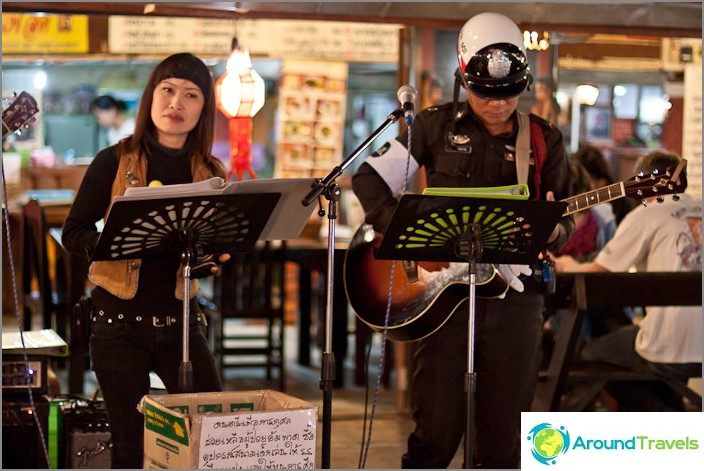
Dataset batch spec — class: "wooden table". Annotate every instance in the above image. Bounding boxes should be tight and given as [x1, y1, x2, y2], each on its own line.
[534, 271, 703, 412]
[285, 238, 351, 388]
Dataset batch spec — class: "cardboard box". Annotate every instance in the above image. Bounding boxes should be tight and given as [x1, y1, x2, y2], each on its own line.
[138, 390, 317, 469]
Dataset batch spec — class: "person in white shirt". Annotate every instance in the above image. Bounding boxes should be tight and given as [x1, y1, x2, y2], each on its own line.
[91, 95, 136, 146]
[555, 151, 702, 411]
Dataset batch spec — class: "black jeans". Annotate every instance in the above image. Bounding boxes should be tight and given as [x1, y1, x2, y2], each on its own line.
[90, 314, 222, 469]
[402, 287, 544, 469]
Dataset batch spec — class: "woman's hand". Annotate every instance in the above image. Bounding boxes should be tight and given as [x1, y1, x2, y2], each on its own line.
[191, 253, 231, 278]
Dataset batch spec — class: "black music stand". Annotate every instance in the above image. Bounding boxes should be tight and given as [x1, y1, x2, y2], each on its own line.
[91, 192, 280, 392]
[375, 194, 566, 469]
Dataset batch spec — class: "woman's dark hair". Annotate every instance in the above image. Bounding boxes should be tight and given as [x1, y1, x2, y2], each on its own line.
[568, 161, 593, 196]
[572, 145, 613, 185]
[91, 95, 127, 112]
[125, 52, 223, 178]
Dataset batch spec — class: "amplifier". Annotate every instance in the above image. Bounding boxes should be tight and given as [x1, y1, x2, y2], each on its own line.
[69, 431, 112, 468]
[61, 397, 112, 469]
[2, 355, 48, 395]
[2, 398, 51, 469]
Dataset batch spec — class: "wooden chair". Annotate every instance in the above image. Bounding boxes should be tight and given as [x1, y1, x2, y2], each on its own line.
[213, 241, 287, 391]
[21, 198, 57, 332]
[535, 272, 702, 412]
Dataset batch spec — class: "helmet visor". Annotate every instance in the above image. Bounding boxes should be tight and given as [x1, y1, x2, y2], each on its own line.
[461, 73, 531, 100]
[459, 43, 532, 100]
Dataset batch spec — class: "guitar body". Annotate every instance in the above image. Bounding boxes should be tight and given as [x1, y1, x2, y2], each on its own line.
[344, 225, 507, 342]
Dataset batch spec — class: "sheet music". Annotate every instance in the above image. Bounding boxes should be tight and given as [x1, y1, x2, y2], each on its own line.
[110, 177, 319, 242]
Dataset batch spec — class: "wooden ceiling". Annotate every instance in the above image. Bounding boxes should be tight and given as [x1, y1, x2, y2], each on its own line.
[3, 2, 702, 37]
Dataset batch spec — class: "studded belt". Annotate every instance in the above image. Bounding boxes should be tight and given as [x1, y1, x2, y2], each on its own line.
[92, 308, 203, 327]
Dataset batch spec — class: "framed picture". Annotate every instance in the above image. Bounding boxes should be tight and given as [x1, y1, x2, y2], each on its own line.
[584, 106, 612, 141]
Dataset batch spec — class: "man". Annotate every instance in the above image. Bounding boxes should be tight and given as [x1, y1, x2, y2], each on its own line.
[352, 12, 574, 469]
[555, 151, 702, 411]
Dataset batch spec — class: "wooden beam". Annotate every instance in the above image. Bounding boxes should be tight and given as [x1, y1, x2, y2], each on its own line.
[3, 3, 701, 37]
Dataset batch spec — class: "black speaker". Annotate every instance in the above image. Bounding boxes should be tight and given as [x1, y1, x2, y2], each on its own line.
[2, 398, 51, 469]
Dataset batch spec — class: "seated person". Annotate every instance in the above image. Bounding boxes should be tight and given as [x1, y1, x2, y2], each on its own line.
[544, 161, 621, 356]
[572, 145, 637, 225]
[554, 151, 702, 411]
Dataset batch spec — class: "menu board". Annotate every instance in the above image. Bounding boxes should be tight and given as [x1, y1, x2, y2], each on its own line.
[682, 63, 702, 198]
[274, 60, 348, 179]
[108, 17, 400, 63]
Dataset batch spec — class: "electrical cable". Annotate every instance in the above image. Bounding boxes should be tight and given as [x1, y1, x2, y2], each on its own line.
[2, 159, 53, 468]
[359, 122, 413, 468]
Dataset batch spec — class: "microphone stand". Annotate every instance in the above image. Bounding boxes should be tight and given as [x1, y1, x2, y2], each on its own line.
[303, 108, 403, 469]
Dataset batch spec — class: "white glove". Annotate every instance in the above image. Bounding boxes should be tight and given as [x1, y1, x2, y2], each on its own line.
[496, 264, 532, 298]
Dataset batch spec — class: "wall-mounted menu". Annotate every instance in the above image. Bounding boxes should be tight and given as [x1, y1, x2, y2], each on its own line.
[274, 60, 348, 179]
[108, 17, 400, 63]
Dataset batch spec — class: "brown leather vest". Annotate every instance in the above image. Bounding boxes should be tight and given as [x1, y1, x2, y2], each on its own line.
[88, 150, 211, 300]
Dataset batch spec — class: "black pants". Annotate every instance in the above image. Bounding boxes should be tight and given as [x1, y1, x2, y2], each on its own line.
[90, 315, 222, 469]
[402, 288, 544, 469]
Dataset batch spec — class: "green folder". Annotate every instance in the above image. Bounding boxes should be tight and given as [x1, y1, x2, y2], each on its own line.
[422, 183, 530, 200]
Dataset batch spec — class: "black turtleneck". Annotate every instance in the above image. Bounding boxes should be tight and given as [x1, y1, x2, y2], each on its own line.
[62, 139, 197, 317]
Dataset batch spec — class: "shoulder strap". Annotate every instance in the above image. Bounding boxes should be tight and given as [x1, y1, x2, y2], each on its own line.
[515, 111, 531, 186]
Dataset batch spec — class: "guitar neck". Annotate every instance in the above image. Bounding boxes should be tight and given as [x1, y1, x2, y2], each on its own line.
[561, 182, 625, 217]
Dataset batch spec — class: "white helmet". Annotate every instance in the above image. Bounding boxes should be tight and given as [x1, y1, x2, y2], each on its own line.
[457, 12, 532, 99]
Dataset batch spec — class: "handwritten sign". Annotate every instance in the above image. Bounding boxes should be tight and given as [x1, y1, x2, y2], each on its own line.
[198, 409, 317, 469]
[108, 16, 400, 62]
[682, 63, 702, 198]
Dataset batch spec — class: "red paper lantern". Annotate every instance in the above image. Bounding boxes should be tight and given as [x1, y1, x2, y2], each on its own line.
[215, 46, 265, 180]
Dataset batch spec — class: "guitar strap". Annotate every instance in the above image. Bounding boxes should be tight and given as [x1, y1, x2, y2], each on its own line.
[515, 111, 531, 188]
[516, 111, 547, 200]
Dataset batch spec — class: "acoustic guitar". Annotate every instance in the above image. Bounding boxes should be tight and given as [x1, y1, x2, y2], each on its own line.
[344, 161, 688, 342]
[2, 91, 39, 139]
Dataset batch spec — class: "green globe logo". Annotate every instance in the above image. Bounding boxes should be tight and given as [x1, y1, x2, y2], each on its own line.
[527, 423, 570, 465]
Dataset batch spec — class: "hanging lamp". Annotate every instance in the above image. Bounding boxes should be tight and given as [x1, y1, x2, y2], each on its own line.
[215, 37, 265, 180]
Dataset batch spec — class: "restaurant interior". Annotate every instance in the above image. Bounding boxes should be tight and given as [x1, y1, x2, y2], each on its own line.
[2, 2, 702, 469]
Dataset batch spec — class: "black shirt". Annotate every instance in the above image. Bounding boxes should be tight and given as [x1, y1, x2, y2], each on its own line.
[352, 101, 574, 251]
[63, 140, 196, 317]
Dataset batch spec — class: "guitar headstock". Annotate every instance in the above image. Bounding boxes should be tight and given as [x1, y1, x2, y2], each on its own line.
[2, 91, 39, 139]
[623, 158, 687, 202]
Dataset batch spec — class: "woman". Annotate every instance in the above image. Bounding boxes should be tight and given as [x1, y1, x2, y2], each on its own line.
[63, 53, 227, 469]
[91, 95, 136, 146]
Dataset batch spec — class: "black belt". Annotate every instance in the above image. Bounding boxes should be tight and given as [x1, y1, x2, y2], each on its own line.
[92, 308, 203, 327]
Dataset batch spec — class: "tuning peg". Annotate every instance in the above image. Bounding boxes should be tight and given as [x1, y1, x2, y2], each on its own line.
[641, 199, 648, 207]
[656, 197, 665, 204]
[672, 194, 680, 202]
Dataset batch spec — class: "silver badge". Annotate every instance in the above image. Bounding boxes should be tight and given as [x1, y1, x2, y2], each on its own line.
[487, 50, 511, 78]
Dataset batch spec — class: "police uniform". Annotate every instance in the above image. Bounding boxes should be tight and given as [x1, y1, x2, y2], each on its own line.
[351, 102, 574, 468]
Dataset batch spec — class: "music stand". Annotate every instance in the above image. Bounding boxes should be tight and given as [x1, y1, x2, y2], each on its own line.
[91, 192, 280, 392]
[375, 194, 566, 469]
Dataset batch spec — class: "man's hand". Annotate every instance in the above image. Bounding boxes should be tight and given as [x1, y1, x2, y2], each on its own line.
[417, 261, 450, 272]
[496, 264, 532, 298]
[545, 191, 561, 244]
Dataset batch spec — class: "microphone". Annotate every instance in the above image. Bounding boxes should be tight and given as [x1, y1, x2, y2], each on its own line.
[397, 85, 418, 125]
